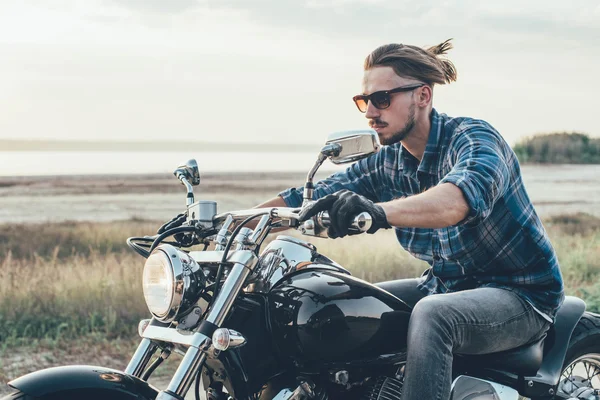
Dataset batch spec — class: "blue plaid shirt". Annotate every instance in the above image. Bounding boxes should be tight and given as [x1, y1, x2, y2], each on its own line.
[280, 108, 564, 320]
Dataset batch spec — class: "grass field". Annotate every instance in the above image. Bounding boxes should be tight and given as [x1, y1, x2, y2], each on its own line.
[1, 214, 599, 386]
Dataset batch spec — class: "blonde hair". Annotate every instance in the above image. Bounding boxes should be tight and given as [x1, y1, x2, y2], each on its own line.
[364, 39, 458, 86]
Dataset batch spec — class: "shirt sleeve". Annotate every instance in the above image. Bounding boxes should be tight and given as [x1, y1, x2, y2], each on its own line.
[278, 153, 383, 207]
[438, 123, 512, 226]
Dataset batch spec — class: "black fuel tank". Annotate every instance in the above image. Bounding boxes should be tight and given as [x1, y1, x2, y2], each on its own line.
[268, 269, 412, 365]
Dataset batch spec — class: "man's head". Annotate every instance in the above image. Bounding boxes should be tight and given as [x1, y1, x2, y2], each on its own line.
[355, 39, 458, 145]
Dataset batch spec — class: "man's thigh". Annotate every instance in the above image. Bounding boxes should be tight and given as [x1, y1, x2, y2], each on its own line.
[411, 287, 551, 355]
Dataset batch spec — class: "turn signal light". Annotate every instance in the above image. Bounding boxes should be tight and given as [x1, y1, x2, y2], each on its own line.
[212, 328, 246, 351]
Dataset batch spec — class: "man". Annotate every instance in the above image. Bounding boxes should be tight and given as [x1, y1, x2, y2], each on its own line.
[257, 39, 564, 400]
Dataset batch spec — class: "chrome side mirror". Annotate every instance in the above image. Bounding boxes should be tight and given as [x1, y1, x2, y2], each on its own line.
[302, 129, 380, 205]
[325, 129, 380, 164]
[174, 159, 201, 207]
[174, 159, 200, 186]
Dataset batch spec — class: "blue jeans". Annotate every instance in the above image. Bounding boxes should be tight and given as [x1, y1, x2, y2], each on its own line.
[377, 279, 551, 400]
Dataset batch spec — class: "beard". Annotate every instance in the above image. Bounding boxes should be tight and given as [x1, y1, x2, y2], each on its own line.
[379, 103, 416, 145]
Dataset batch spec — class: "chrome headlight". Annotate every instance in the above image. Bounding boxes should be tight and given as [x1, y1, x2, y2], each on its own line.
[142, 244, 205, 323]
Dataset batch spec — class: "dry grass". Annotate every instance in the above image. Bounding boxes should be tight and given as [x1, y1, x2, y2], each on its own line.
[0, 215, 599, 388]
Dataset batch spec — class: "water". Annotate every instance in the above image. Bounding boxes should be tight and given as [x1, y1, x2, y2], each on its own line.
[1, 151, 599, 223]
[0, 151, 345, 176]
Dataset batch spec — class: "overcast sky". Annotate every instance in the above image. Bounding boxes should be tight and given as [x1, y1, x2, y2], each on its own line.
[1, 0, 598, 145]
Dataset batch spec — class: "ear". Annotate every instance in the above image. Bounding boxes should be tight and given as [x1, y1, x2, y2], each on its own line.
[416, 85, 433, 108]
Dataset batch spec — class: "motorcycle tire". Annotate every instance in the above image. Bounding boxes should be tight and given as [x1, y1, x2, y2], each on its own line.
[557, 312, 600, 399]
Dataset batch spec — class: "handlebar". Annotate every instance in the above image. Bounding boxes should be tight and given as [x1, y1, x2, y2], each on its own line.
[212, 207, 372, 237]
[313, 211, 373, 234]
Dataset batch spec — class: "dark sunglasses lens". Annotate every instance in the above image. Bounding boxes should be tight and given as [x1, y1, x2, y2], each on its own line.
[353, 97, 368, 112]
[371, 92, 390, 109]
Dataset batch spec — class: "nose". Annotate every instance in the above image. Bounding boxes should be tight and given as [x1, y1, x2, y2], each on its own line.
[364, 100, 380, 119]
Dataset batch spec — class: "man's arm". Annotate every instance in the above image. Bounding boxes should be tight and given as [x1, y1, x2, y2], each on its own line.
[379, 183, 469, 229]
[254, 196, 288, 209]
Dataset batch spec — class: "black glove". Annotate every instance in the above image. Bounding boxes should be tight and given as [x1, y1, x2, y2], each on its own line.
[298, 189, 391, 238]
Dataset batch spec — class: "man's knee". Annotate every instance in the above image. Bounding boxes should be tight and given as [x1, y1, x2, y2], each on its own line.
[409, 295, 456, 337]
[412, 294, 453, 320]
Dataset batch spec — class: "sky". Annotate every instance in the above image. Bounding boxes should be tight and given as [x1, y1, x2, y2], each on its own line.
[1, 0, 599, 146]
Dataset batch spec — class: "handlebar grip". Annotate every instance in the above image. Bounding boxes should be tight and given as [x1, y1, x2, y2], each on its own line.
[317, 211, 373, 233]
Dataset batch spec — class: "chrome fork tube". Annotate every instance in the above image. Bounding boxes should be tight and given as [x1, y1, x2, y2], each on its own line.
[156, 258, 255, 399]
[125, 338, 158, 378]
[163, 348, 208, 397]
[206, 262, 252, 325]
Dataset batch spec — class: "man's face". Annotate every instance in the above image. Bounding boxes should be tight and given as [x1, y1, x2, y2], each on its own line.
[361, 66, 422, 145]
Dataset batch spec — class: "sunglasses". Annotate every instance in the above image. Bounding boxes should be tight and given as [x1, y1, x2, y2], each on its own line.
[352, 84, 425, 113]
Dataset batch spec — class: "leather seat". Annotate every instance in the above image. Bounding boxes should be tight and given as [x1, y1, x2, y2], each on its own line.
[461, 334, 546, 375]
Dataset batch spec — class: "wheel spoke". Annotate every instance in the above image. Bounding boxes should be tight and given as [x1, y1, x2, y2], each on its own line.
[559, 354, 600, 396]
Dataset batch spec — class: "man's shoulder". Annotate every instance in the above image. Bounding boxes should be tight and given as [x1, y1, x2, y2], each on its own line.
[437, 112, 498, 137]
[437, 112, 505, 148]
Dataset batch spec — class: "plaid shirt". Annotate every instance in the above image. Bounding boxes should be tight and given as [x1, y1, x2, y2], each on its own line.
[280, 108, 564, 320]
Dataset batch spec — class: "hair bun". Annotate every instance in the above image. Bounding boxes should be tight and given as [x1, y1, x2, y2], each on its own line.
[427, 38, 454, 56]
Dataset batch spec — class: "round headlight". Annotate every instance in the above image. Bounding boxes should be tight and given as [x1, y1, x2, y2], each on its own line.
[142, 244, 204, 323]
[142, 250, 175, 319]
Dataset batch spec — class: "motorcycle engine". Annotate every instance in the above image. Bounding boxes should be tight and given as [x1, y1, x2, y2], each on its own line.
[360, 376, 403, 400]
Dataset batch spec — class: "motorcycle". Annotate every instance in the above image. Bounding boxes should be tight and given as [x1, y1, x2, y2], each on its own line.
[3, 130, 600, 400]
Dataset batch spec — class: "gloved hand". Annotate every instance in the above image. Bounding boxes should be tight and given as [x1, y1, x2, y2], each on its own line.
[299, 189, 391, 238]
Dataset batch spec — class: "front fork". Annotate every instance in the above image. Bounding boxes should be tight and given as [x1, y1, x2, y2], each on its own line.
[125, 250, 258, 400]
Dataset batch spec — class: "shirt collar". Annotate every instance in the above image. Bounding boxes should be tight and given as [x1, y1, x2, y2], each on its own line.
[417, 108, 444, 175]
[397, 108, 444, 175]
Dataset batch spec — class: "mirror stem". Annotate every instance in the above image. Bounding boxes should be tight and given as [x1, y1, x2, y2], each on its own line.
[178, 176, 195, 206]
[303, 152, 328, 205]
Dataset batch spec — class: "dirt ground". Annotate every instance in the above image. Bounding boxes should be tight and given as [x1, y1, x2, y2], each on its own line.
[1, 165, 599, 224]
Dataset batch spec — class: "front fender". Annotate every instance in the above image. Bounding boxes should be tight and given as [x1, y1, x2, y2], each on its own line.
[8, 365, 159, 400]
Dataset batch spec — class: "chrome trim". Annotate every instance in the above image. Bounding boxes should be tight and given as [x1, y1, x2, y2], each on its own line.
[271, 207, 301, 221]
[206, 263, 252, 325]
[173, 159, 200, 186]
[188, 249, 257, 267]
[249, 214, 272, 246]
[154, 254, 254, 398]
[226, 329, 246, 348]
[212, 328, 247, 350]
[141, 325, 208, 348]
[124, 338, 158, 378]
[325, 129, 380, 165]
[245, 236, 348, 294]
[189, 250, 229, 263]
[155, 391, 181, 400]
[450, 375, 519, 400]
[301, 211, 372, 238]
[173, 159, 200, 206]
[164, 347, 208, 397]
[143, 244, 204, 323]
[227, 250, 258, 270]
[317, 211, 372, 233]
[187, 200, 217, 228]
[233, 227, 253, 248]
[212, 207, 302, 228]
[214, 214, 234, 250]
[213, 208, 272, 226]
[304, 152, 328, 203]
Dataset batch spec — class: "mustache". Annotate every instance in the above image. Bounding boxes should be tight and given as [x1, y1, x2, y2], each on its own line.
[369, 119, 387, 128]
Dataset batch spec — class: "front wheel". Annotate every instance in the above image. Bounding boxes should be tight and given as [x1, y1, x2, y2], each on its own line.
[555, 312, 600, 399]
